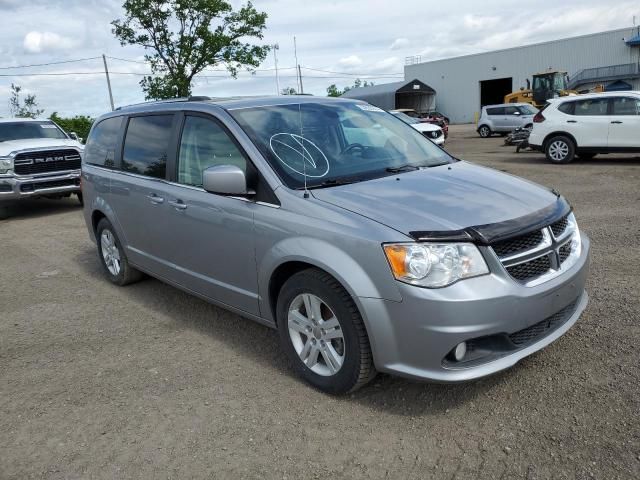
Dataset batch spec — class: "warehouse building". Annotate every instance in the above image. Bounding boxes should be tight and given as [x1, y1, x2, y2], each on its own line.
[346, 27, 640, 124]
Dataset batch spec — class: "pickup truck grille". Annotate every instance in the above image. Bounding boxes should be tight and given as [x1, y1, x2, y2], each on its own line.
[491, 215, 575, 285]
[13, 149, 81, 175]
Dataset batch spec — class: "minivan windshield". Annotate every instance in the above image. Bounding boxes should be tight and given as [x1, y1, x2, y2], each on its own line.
[230, 102, 452, 189]
[0, 121, 67, 142]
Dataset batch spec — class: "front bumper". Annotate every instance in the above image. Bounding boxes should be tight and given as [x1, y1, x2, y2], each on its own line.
[0, 170, 81, 201]
[358, 234, 590, 382]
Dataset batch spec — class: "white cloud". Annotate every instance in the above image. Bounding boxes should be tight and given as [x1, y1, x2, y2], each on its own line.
[23, 31, 77, 53]
[337, 55, 363, 69]
[463, 14, 500, 29]
[390, 38, 410, 50]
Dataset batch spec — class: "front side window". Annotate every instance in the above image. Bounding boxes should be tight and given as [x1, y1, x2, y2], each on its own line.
[177, 115, 247, 187]
[84, 117, 122, 167]
[0, 121, 67, 142]
[611, 97, 640, 116]
[573, 99, 609, 116]
[229, 102, 452, 189]
[122, 115, 174, 179]
[518, 105, 538, 115]
[504, 106, 519, 115]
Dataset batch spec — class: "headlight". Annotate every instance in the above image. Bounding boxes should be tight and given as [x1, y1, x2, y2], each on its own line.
[563, 213, 582, 266]
[0, 157, 12, 174]
[383, 243, 489, 288]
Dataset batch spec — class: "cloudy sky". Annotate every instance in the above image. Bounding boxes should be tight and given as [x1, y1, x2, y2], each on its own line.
[0, 0, 638, 118]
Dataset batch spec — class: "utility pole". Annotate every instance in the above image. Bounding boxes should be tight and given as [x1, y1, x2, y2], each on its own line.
[298, 65, 304, 95]
[102, 54, 115, 111]
[273, 44, 280, 95]
[293, 36, 300, 94]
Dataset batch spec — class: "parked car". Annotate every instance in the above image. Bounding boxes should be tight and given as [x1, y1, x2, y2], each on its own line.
[393, 109, 450, 138]
[425, 110, 450, 124]
[0, 118, 84, 215]
[528, 91, 640, 163]
[82, 96, 589, 394]
[477, 103, 538, 138]
[389, 110, 445, 146]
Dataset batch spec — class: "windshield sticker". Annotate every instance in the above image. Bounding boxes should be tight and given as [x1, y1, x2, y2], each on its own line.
[40, 124, 58, 128]
[355, 104, 384, 112]
[269, 133, 330, 178]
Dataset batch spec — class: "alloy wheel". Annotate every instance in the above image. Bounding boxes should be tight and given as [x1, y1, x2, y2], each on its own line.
[548, 140, 569, 162]
[287, 293, 345, 376]
[100, 229, 121, 276]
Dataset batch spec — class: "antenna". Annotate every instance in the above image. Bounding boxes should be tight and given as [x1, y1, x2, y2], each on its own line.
[294, 36, 301, 94]
[273, 44, 280, 95]
[298, 102, 309, 198]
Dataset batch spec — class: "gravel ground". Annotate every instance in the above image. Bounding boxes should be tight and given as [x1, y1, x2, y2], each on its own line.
[1, 124, 639, 479]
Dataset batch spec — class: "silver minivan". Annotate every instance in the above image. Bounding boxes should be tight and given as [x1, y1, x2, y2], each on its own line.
[477, 103, 538, 138]
[82, 96, 589, 394]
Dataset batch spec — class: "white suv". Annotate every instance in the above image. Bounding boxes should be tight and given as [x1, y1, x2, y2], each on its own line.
[528, 91, 640, 163]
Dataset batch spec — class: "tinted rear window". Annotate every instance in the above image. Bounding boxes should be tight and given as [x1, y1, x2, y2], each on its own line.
[122, 115, 174, 179]
[574, 99, 608, 116]
[486, 107, 505, 115]
[84, 117, 123, 167]
[611, 97, 640, 116]
[557, 102, 575, 115]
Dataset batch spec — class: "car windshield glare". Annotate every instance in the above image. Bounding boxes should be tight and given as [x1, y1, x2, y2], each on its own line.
[0, 121, 67, 142]
[230, 102, 452, 189]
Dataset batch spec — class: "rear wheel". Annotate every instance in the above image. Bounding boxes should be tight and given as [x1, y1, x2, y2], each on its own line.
[545, 135, 575, 164]
[276, 268, 376, 394]
[96, 218, 143, 286]
[478, 125, 491, 138]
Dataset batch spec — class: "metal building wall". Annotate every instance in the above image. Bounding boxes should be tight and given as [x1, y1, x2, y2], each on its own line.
[405, 27, 640, 123]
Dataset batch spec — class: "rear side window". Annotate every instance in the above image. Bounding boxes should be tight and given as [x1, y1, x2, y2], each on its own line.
[122, 115, 174, 179]
[486, 107, 505, 115]
[573, 99, 609, 116]
[504, 106, 519, 115]
[611, 97, 640, 116]
[84, 117, 122, 167]
[177, 115, 247, 187]
[557, 102, 575, 115]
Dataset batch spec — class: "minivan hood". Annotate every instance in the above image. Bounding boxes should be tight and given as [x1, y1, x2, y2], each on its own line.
[311, 161, 561, 241]
[0, 138, 83, 155]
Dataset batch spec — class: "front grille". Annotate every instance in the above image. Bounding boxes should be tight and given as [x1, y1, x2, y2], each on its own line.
[559, 242, 572, 264]
[506, 254, 551, 281]
[550, 215, 569, 237]
[14, 149, 81, 175]
[492, 230, 544, 257]
[20, 178, 79, 192]
[0, 184, 12, 193]
[508, 298, 578, 346]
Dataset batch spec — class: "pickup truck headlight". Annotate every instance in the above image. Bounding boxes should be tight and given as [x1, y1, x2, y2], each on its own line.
[0, 157, 12, 174]
[383, 243, 489, 288]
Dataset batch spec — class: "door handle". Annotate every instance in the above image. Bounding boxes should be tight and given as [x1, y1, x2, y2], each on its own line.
[610, 121, 623, 124]
[168, 199, 188, 210]
[146, 193, 164, 204]
[567, 120, 577, 123]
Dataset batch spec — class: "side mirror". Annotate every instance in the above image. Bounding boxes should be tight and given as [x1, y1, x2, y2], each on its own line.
[69, 132, 79, 140]
[202, 165, 254, 196]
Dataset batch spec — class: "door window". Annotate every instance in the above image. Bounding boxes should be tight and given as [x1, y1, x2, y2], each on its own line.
[177, 115, 247, 187]
[611, 97, 640, 116]
[486, 107, 505, 115]
[573, 99, 609, 116]
[84, 116, 123, 167]
[504, 106, 519, 115]
[122, 115, 174, 179]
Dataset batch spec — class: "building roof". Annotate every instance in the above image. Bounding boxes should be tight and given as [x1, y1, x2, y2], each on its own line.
[340, 79, 435, 110]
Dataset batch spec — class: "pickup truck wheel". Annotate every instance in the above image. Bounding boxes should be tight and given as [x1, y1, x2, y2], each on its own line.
[478, 125, 491, 138]
[96, 218, 143, 286]
[545, 135, 575, 164]
[276, 268, 376, 394]
[0, 204, 9, 220]
[76, 192, 84, 206]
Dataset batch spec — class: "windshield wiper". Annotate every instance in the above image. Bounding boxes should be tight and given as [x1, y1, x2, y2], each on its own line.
[385, 164, 420, 173]
[301, 178, 362, 190]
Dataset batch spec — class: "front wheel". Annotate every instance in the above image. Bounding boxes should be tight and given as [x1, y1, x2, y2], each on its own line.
[276, 269, 376, 394]
[478, 125, 491, 138]
[545, 135, 575, 164]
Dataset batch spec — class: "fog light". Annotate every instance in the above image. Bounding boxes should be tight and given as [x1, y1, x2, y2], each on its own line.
[454, 342, 467, 361]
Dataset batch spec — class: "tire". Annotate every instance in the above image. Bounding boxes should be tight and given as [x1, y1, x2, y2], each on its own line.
[478, 125, 491, 138]
[276, 268, 376, 394]
[96, 218, 143, 286]
[76, 192, 84, 206]
[545, 135, 575, 164]
[0, 204, 9, 220]
[576, 152, 596, 160]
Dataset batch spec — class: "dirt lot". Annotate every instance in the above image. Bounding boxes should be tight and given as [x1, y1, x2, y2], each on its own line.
[1, 124, 639, 479]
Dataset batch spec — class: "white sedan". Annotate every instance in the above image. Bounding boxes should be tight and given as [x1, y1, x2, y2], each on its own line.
[389, 110, 445, 146]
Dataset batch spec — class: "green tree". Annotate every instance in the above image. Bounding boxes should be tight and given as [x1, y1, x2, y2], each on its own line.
[9, 84, 44, 118]
[326, 79, 374, 97]
[281, 86, 297, 95]
[112, 0, 270, 100]
[49, 112, 94, 143]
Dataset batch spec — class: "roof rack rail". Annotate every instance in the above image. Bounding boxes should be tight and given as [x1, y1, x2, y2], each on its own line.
[115, 96, 213, 111]
[187, 95, 212, 101]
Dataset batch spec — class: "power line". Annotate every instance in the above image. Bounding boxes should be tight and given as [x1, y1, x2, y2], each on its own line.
[302, 67, 403, 77]
[0, 56, 102, 70]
